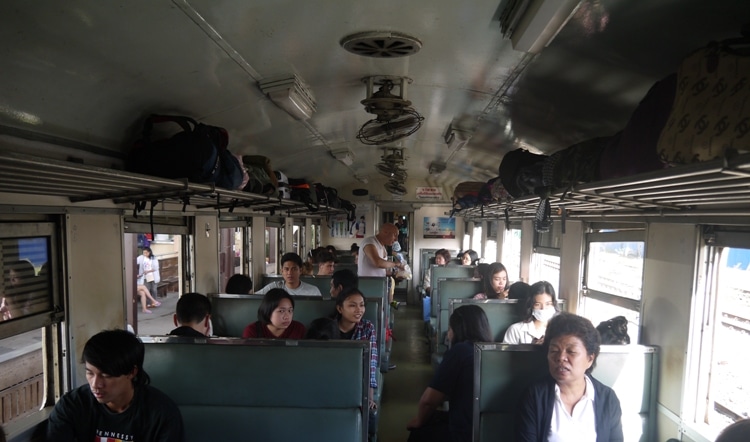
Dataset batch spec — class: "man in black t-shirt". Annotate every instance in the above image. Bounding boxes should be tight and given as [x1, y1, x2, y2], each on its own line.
[169, 292, 212, 337]
[47, 329, 184, 441]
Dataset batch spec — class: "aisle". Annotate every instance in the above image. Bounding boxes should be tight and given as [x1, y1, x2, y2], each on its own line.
[377, 304, 434, 441]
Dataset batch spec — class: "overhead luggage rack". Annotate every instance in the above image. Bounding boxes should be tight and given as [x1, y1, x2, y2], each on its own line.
[0, 151, 341, 217]
[463, 152, 750, 222]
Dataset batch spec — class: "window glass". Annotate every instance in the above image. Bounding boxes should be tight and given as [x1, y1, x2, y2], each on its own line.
[501, 228, 522, 282]
[530, 252, 559, 294]
[265, 227, 279, 274]
[702, 246, 750, 431]
[472, 224, 482, 260]
[2, 237, 53, 320]
[586, 241, 644, 301]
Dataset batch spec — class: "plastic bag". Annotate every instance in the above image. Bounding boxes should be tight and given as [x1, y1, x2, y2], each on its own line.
[396, 264, 412, 280]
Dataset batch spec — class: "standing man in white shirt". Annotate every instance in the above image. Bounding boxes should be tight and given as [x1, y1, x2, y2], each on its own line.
[256, 252, 322, 297]
[358, 223, 404, 278]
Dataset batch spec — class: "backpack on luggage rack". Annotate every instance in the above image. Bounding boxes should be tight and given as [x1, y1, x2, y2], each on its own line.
[129, 114, 244, 190]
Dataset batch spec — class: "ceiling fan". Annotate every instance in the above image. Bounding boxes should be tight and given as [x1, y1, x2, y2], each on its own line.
[357, 76, 424, 145]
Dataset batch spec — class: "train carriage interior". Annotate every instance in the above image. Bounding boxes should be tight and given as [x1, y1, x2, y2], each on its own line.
[1, 0, 750, 441]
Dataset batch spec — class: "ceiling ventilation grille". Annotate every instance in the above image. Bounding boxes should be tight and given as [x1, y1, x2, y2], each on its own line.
[340, 31, 422, 58]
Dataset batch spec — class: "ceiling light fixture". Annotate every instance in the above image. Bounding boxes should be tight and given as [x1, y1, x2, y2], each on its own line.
[258, 74, 317, 120]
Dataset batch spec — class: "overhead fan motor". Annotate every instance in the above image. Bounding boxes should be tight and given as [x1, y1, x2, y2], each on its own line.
[357, 76, 424, 145]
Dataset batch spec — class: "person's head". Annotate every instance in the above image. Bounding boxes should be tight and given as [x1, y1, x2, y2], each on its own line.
[460, 249, 478, 266]
[305, 317, 341, 340]
[524, 281, 559, 323]
[474, 262, 490, 280]
[447, 305, 492, 346]
[325, 245, 337, 255]
[315, 251, 336, 276]
[716, 419, 750, 442]
[301, 262, 314, 276]
[5, 259, 36, 290]
[173, 292, 212, 335]
[545, 313, 600, 385]
[257, 288, 295, 332]
[225, 274, 253, 294]
[435, 249, 451, 266]
[507, 281, 531, 300]
[376, 223, 399, 246]
[335, 287, 366, 325]
[482, 262, 508, 298]
[280, 252, 303, 288]
[350, 243, 359, 261]
[142, 247, 154, 259]
[330, 269, 358, 298]
[82, 330, 148, 408]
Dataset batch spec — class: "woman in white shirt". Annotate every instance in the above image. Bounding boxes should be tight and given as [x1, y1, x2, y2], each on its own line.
[503, 281, 559, 345]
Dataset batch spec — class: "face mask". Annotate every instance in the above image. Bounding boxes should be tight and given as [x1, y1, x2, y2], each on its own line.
[532, 307, 556, 322]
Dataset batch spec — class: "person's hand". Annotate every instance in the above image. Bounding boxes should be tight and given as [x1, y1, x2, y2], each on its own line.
[369, 399, 377, 410]
[532, 335, 545, 345]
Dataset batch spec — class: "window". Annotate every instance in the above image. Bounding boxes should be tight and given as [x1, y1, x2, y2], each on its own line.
[530, 252, 560, 295]
[581, 227, 645, 343]
[472, 223, 482, 259]
[265, 226, 279, 274]
[502, 227, 522, 282]
[485, 221, 498, 264]
[462, 222, 470, 252]
[0, 221, 61, 427]
[687, 236, 750, 439]
[219, 221, 251, 291]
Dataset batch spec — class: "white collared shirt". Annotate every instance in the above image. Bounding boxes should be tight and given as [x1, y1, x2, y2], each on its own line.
[502, 320, 545, 344]
[548, 375, 597, 442]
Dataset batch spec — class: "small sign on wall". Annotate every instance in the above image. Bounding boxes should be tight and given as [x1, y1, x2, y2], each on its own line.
[416, 187, 442, 200]
[423, 217, 456, 239]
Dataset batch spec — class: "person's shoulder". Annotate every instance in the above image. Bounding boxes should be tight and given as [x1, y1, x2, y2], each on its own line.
[242, 321, 259, 338]
[300, 281, 322, 295]
[473, 293, 487, 300]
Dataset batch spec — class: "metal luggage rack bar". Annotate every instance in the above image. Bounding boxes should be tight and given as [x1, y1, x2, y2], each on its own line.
[0, 151, 342, 216]
[463, 152, 750, 221]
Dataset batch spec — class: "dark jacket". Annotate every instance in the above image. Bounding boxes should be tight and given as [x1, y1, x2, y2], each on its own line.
[516, 375, 623, 442]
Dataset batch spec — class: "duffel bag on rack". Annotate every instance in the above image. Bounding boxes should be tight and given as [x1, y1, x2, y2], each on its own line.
[129, 114, 243, 190]
[289, 178, 319, 211]
[243, 155, 278, 195]
[658, 41, 750, 165]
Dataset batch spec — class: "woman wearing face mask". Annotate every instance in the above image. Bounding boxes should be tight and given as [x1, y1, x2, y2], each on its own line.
[503, 281, 559, 345]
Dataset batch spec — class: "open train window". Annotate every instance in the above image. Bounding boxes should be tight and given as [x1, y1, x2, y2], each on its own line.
[501, 224, 522, 282]
[532, 222, 562, 293]
[485, 221, 498, 264]
[581, 226, 645, 343]
[686, 228, 750, 439]
[0, 221, 62, 429]
[219, 218, 252, 292]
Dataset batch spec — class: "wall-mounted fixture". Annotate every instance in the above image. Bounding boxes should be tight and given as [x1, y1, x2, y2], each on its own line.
[258, 74, 317, 120]
[500, 0, 582, 53]
[354, 174, 369, 184]
[331, 148, 355, 166]
[428, 161, 446, 175]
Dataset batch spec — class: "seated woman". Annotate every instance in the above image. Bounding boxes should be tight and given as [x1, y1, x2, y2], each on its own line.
[516, 312, 623, 442]
[242, 288, 306, 339]
[407, 305, 492, 442]
[472, 262, 509, 300]
[333, 287, 379, 441]
[458, 249, 478, 266]
[503, 281, 559, 344]
[423, 249, 451, 296]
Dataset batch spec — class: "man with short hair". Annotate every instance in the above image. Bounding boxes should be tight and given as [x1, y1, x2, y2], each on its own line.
[47, 329, 184, 441]
[358, 223, 404, 278]
[169, 292, 212, 337]
[316, 251, 336, 276]
[256, 252, 322, 296]
[330, 269, 358, 298]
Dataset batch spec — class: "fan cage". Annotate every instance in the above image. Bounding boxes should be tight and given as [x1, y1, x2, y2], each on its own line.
[356, 109, 424, 145]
